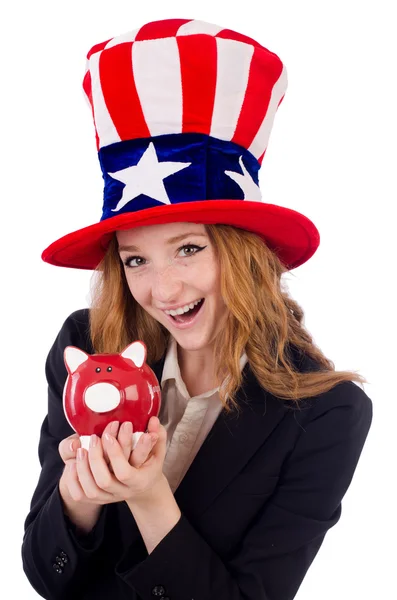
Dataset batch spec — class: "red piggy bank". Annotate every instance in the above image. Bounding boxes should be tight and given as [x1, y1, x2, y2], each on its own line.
[62, 341, 161, 451]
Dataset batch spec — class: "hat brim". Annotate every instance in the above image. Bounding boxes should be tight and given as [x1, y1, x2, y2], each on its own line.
[41, 200, 320, 270]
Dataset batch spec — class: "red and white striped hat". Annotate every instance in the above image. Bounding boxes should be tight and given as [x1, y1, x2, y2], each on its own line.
[41, 18, 320, 270]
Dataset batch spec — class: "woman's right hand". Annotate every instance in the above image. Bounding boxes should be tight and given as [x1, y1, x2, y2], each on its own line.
[58, 422, 114, 511]
[58, 421, 159, 509]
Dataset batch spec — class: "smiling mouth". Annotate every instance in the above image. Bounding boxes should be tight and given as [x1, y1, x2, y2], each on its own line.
[166, 298, 205, 323]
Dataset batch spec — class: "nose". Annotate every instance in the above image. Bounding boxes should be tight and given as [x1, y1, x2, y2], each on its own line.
[151, 264, 184, 305]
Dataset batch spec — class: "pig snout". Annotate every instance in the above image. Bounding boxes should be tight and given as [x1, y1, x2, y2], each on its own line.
[84, 382, 121, 413]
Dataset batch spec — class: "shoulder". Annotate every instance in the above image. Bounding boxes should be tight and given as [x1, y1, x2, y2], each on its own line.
[312, 379, 372, 416]
[51, 308, 93, 354]
[62, 307, 90, 330]
[44, 308, 92, 391]
[288, 343, 372, 414]
[291, 380, 373, 451]
[283, 344, 373, 434]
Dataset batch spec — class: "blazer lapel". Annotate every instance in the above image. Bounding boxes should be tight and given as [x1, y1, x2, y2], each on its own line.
[150, 357, 289, 521]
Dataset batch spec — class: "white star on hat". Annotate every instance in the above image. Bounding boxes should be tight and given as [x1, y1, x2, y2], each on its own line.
[224, 156, 262, 202]
[109, 142, 192, 211]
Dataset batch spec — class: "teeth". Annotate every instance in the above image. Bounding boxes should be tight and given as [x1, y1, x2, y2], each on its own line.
[165, 298, 203, 316]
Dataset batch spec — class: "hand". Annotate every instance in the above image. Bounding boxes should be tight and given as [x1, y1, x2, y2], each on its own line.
[58, 421, 119, 509]
[100, 416, 168, 504]
[60, 421, 114, 472]
[58, 417, 166, 507]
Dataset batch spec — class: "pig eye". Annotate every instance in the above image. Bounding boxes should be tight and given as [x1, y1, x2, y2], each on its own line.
[95, 367, 101, 373]
[107, 366, 112, 372]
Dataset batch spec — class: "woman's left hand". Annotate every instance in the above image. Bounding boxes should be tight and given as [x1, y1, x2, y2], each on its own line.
[75, 416, 168, 505]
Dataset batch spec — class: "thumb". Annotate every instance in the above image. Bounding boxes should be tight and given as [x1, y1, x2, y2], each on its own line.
[68, 433, 81, 453]
[147, 416, 160, 434]
[148, 421, 167, 461]
[59, 432, 81, 464]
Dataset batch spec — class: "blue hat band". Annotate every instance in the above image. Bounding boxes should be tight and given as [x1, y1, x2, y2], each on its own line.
[98, 133, 261, 221]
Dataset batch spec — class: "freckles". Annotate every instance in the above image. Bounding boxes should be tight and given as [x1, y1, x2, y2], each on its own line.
[124, 276, 143, 300]
[126, 270, 145, 286]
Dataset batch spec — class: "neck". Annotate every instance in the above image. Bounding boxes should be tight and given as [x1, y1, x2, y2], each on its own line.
[177, 344, 215, 379]
[177, 344, 229, 395]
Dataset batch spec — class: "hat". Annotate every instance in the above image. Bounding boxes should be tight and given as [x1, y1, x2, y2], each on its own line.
[41, 18, 320, 270]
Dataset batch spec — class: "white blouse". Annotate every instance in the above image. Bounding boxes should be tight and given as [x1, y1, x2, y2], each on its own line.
[159, 335, 248, 493]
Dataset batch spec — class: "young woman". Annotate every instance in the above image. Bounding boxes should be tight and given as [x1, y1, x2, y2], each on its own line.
[21, 18, 373, 600]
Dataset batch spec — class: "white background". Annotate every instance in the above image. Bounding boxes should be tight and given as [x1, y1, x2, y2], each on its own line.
[2, 1, 395, 597]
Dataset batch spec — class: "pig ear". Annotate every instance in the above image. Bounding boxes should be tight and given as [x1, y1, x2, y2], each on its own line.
[64, 346, 89, 374]
[121, 341, 147, 368]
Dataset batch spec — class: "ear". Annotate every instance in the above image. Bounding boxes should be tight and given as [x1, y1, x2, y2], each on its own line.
[121, 341, 147, 368]
[64, 346, 89, 374]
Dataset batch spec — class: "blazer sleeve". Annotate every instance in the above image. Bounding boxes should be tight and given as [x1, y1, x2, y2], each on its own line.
[21, 309, 110, 600]
[113, 381, 373, 600]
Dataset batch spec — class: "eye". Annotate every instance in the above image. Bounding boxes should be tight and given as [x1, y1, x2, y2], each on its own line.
[122, 243, 206, 269]
[95, 367, 101, 373]
[107, 366, 112, 372]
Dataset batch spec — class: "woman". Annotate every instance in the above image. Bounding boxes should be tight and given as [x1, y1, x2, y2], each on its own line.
[21, 18, 373, 600]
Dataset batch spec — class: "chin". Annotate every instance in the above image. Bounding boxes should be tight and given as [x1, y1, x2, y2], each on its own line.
[178, 336, 209, 348]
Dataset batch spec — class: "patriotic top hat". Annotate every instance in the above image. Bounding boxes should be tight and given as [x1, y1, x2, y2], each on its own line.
[41, 18, 320, 270]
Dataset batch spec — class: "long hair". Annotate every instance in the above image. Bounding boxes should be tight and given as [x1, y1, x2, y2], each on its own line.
[88, 224, 367, 415]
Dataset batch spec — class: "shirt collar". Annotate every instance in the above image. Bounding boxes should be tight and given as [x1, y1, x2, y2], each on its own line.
[161, 335, 181, 386]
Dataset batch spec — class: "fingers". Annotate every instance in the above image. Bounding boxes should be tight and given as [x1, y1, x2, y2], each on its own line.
[108, 419, 158, 468]
[145, 418, 167, 464]
[130, 416, 161, 468]
[62, 420, 163, 504]
[58, 433, 81, 464]
[101, 421, 120, 467]
[129, 432, 158, 469]
[146, 416, 160, 436]
[66, 460, 114, 504]
[74, 438, 123, 502]
[130, 417, 166, 468]
[117, 422, 133, 461]
[64, 461, 93, 503]
[58, 419, 161, 467]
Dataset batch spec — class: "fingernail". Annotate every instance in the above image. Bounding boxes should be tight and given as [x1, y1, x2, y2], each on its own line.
[104, 432, 114, 444]
[90, 434, 97, 448]
[77, 448, 84, 461]
[69, 441, 74, 453]
[150, 434, 158, 445]
[110, 421, 119, 436]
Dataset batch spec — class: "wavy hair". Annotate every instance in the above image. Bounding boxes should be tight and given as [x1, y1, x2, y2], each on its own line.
[88, 225, 367, 415]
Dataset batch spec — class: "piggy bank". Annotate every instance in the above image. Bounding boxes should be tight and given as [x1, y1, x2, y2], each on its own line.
[63, 341, 161, 451]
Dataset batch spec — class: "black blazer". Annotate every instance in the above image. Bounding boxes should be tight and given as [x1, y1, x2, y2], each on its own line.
[21, 309, 373, 600]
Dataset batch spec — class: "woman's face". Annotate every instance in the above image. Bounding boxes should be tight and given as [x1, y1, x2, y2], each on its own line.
[116, 222, 229, 354]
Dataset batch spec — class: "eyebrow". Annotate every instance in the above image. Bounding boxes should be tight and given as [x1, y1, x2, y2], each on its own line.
[118, 232, 207, 253]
